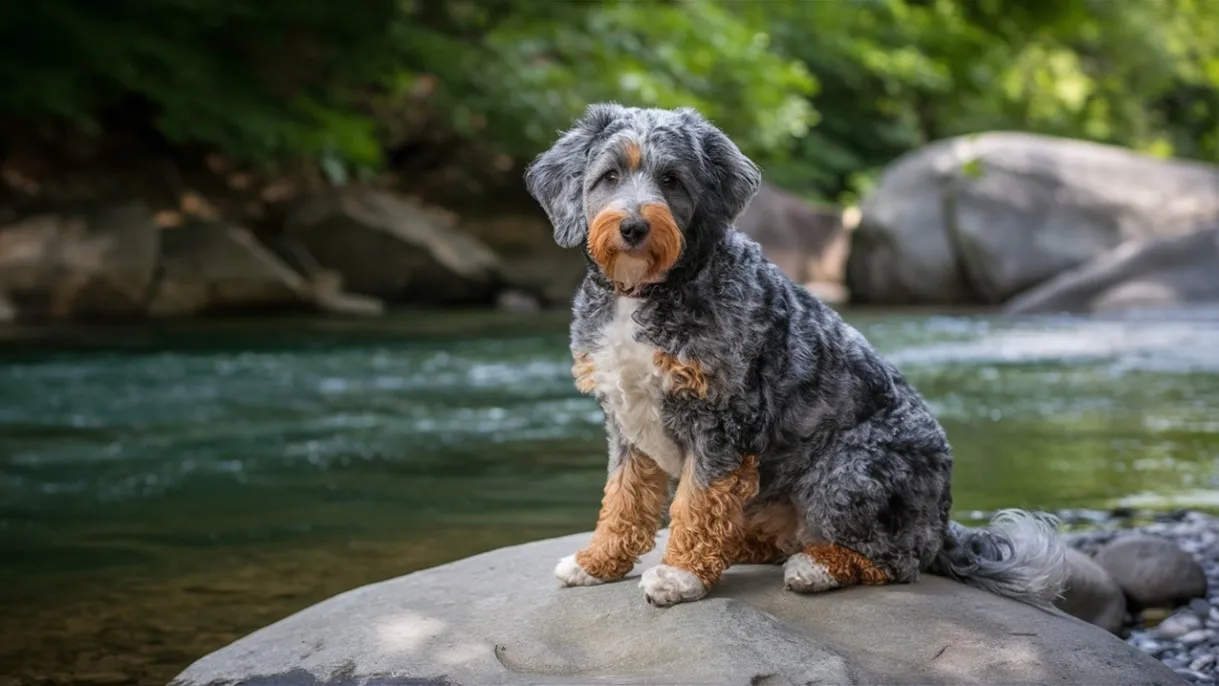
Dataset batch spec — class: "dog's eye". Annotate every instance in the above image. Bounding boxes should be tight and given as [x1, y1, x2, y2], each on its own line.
[603, 170, 620, 185]
[660, 173, 681, 190]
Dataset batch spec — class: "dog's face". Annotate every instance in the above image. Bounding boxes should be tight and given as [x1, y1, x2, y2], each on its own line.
[525, 104, 761, 291]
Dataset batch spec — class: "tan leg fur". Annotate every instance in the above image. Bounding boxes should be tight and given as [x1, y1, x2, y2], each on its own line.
[573, 451, 670, 580]
[661, 455, 761, 588]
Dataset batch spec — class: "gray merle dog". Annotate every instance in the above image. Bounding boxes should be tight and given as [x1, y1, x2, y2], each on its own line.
[524, 103, 1068, 609]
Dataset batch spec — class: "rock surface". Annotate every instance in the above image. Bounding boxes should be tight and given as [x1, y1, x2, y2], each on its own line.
[0, 203, 159, 319]
[1096, 534, 1209, 611]
[460, 214, 587, 308]
[147, 222, 313, 317]
[1058, 547, 1128, 634]
[847, 132, 1219, 305]
[0, 293, 14, 323]
[283, 187, 506, 306]
[172, 530, 1183, 686]
[1003, 227, 1219, 314]
[737, 182, 853, 297]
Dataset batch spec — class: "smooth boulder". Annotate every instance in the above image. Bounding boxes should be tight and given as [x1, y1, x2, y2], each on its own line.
[172, 530, 1184, 686]
[1095, 535, 1209, 611]
[848, 132, 1219, 305]
[737, 182, 853, 303]
[460, 214, 587, 308]
[0, 203, 159, 319]
[283, 187, 506, 306]
[1057, 547, 1128, 634]
[147, 222, 314, 317]
[1003, 227, 1219, 314]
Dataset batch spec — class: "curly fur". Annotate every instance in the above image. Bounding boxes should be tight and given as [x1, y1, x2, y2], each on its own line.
[574, 450, 670, 581]
[663, 454, 760, 589]
[526, 103, 1068, 608]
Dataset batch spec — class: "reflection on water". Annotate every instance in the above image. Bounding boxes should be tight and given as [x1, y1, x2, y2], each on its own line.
[1, 307, 1218, 685]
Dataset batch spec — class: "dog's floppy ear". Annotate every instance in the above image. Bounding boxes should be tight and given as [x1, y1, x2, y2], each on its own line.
[682, 109, 762, 226]
[525, 103, 623, 248]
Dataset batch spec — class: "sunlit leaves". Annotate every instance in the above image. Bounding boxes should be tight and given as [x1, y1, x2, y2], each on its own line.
[2, 0, 1218, 197]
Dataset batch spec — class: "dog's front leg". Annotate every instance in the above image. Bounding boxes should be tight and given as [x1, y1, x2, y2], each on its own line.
[555, 440, 670, 586]
[640, 453, 760, 607]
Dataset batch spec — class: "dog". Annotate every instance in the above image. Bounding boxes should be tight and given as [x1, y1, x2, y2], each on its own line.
[524, 103, 1069, 608]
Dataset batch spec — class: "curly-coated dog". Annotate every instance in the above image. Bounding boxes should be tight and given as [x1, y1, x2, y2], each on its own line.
[524, 103, 1068, 609]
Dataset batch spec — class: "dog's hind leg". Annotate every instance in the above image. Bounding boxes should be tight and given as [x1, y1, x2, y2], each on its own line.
[731, 500, 801, 565]
[784, 420, 951, 594]
[783, 541, 891, 592]
[639, 455, 760, 606]
[555, 447, 670, 586]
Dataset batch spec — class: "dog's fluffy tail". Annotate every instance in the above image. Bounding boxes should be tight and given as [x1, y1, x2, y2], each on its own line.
[929, 508, 1069, 609]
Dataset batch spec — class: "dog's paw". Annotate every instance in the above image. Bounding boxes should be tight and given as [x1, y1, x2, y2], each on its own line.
[639, 564, 706, 607]
[783, 552, 840, 593]
[555, 554, 604, 587]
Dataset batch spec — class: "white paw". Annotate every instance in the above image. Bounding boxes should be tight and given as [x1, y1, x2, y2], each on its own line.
[783, 552, 840, 593]
[639, 564, 706, 607]
[554, 554, 604, 587]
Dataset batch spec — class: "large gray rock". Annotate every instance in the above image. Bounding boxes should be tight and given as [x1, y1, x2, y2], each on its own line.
[458, 213, 587, 309]
[848, 133, 1219, 305]
[147, 222, 314, 317]
[1095, 535, 1208, 611]
[737, 182, 853, 303]
[0, 204, 159, 319]
[1003, 227, 1219, 314]
[0, 292, 14, 323]
[1057, 547, 1127, 634]
[284, 187, 506, 306]
[172, 531, 1183, 686]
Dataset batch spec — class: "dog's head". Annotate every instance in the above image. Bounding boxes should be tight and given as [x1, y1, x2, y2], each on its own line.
[524, 104, 761, 291]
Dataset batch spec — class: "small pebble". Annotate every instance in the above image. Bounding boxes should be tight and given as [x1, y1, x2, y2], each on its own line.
[1155, 613, 1202, 639]
[1175, 669, 1218, 685]
[1136, 638, 1164, 654]
[1190, 598, 1212, 617]
[1192, 655, 1217, 672]
[1179, 629, 1213, 648]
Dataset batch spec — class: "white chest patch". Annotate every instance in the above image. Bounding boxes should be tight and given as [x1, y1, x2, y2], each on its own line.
[588, 297, 685, 477]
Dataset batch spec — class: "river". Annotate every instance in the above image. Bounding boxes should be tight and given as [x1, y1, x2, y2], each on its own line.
[2, 306, 1218, 685]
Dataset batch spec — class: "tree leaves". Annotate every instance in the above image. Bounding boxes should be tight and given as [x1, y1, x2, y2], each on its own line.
[2, 0, 1217, 201]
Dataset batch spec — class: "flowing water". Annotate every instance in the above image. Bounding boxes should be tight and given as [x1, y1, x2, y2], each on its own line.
[2, 306, 1219, 685]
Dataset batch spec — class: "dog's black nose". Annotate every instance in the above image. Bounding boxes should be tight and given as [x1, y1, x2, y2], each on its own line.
[619, 216, 650, 245]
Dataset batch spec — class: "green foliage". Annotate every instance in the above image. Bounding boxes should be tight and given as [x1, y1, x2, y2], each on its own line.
[378, 0, 816, 164]
[748, 0, 1219, 201]
[2, 0, 1218, 202]
[0, 0, 406, 168]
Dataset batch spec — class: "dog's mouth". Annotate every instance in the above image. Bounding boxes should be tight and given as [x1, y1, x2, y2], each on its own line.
[587, 203, 683, 294]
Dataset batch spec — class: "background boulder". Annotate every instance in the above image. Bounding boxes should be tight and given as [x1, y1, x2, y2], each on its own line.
[847, 133, 1219, 306]
[283, 187, 507, 307]
[1003, 227, 1219, 315]
[1095, 535, 1209, 611]
[0, 203, 159, 320]
[147, 222, 314, 317]
[1057, 548, 1128, 634]
[737, 182, 853, 303]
